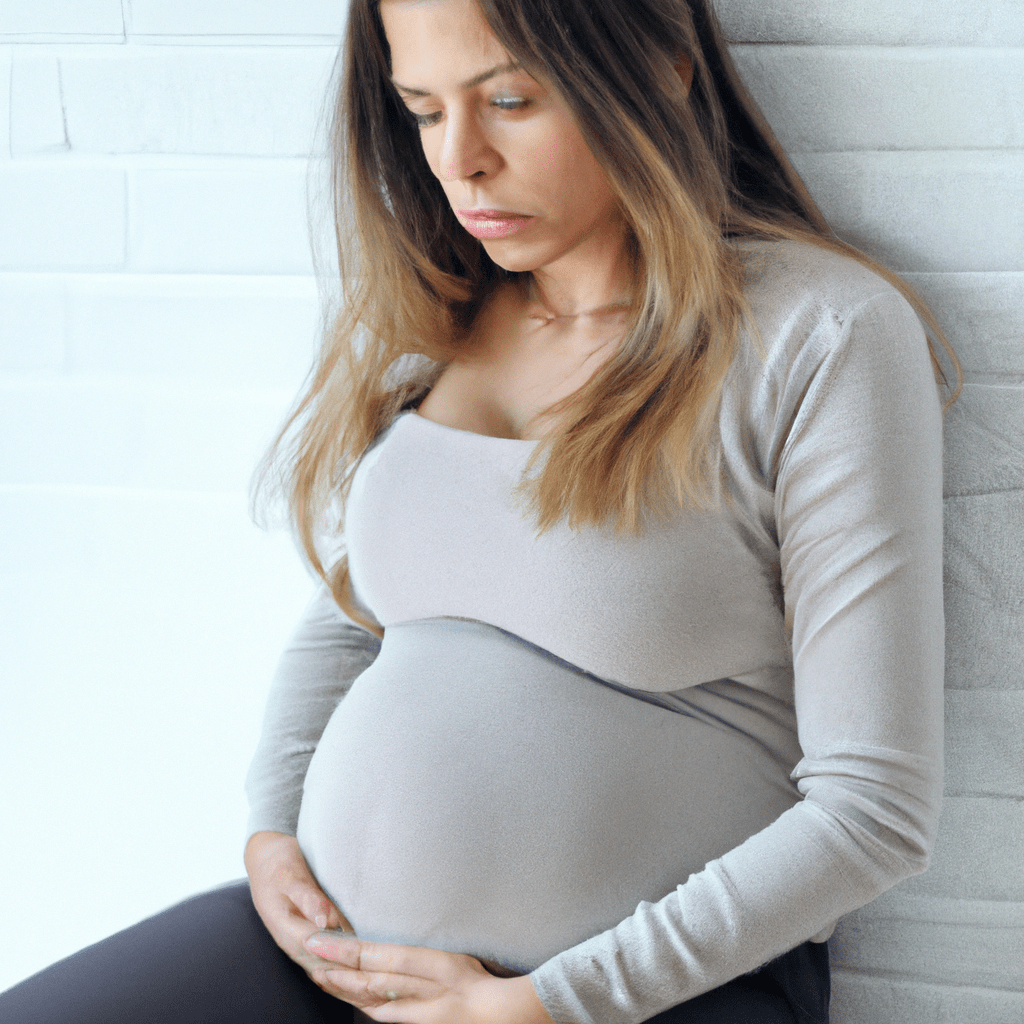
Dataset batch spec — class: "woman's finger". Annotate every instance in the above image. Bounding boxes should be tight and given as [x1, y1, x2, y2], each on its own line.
[273, 858, 346, 930]
[322, 965, 436, 1008]
[259, 883, 347, 974]
[306, 931, 480, 980]
[289, 884, 343, 930]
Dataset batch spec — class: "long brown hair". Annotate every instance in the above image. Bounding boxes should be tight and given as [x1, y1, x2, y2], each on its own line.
[256, 0, 960, 627]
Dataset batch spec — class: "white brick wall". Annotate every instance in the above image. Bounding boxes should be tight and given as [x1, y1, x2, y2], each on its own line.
[0, 1, 329, 990]
[8, 51, 69, 153]
[1, 1, 1021, 1018]
[129, 163, 315, 273]
[0, 47, 12, 157]
[0, 0, 347, 40]
[127, 0, 347, 39]
[0, 164, 127, 269]
[0, 0, 126, 39]
[11, 46, 337, 156]
[63, 274, 319, 384]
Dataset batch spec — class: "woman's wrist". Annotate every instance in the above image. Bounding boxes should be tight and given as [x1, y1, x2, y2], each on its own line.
[482, 974, 556, 1024]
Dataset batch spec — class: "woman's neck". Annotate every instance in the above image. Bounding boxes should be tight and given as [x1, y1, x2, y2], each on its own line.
[527, 227, 635, 320]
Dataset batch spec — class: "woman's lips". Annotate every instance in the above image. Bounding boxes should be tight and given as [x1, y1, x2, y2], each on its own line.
[458, 209, 533, 240]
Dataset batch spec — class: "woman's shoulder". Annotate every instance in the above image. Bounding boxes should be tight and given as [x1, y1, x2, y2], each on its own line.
[730, 236, 925, 377]
[721, 237, 934, 473]
[734, 236, 911, 324]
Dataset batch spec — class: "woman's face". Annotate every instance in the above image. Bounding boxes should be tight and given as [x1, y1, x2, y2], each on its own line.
[379, 0, 626, 279]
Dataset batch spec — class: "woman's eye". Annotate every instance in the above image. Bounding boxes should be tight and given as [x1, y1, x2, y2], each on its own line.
[410, 110, 443, 129]
[406, 96, 528, 129]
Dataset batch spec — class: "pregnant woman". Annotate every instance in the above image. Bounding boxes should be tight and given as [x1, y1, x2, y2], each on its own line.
[1, 0, 955, 1022]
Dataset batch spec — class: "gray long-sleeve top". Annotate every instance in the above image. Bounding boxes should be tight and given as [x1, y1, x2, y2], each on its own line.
[246, 239, 945, 1024]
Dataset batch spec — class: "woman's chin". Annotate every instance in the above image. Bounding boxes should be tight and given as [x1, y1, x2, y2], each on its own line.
[478, 241, 546, 275]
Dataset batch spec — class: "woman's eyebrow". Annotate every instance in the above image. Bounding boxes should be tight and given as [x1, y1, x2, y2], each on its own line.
[392, 61, 523, 97]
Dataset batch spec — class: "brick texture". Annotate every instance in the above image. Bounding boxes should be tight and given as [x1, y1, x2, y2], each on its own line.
[64, 273, 318, 386]
[129, 163, 313, 274]
[9, 52, 69, 153]
[128, 0, 347, 38]
[0, 379, 295, 491]
[11, 46, 337, 157]
[0, 47, 13, 159]
[0, 273, 67, 373]
[0, 164, 126, 270]
[0, 0, 124, 38]
[0, 488, 313, 988]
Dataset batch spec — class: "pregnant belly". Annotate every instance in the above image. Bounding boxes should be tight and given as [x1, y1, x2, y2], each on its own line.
[296, 619, 798, 972]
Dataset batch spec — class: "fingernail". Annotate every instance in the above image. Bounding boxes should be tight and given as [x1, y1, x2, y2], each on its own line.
[315, 914, 328, 929]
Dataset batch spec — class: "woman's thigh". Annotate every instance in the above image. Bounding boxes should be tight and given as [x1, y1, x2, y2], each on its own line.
[0, 883, 828, 1024]
[0, 880, 352, 1024]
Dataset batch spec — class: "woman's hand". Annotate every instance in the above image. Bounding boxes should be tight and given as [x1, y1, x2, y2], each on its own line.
[243, 830, 352, 990]
[304, 930, 556, 1024]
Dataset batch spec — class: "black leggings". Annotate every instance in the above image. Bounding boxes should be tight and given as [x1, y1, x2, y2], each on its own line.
[0, 881, 829, 1024]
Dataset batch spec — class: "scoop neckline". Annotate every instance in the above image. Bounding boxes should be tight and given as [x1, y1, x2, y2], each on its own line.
[400, 409, 541, 445]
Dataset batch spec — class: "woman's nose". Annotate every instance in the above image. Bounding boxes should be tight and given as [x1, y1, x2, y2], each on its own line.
[436, 112, 500, 182]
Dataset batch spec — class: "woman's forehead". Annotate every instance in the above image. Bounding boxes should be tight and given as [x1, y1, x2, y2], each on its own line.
[380, 0, 513, 84]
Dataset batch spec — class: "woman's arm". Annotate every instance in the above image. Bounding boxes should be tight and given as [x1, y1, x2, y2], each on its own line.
[244, 583, 382, 984]
[527, 287, 946, 1024]
[245, 582, 382, 839]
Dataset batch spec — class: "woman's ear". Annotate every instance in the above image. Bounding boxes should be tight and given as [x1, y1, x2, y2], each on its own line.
[675, 52, 694, 95]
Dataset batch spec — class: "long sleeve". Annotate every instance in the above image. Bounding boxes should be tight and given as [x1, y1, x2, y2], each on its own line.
[528, 286, 946, 1024]
[244, 583, 382, 840]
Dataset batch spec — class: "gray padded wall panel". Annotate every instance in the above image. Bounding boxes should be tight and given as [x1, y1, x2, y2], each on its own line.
[717, 0, 1024, 45]
[721, 0, 1023, 1018]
